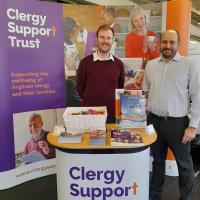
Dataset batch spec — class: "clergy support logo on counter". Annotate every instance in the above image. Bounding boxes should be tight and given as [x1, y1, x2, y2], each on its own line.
[68, 166, 139, 199]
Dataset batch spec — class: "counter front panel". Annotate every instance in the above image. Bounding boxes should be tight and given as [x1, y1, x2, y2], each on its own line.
[56, 148, 150, 200]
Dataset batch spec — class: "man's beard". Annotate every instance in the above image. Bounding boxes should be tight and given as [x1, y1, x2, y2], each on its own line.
[98, 43, 112, 54]
[161, 48, 177, 59]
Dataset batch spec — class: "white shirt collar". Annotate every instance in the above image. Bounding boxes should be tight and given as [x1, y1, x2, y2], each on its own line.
[93, 51, 114, 61]
[172, 52, 181, 61]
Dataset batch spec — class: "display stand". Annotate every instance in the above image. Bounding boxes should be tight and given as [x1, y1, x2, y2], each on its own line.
[48, 124, 157, 200]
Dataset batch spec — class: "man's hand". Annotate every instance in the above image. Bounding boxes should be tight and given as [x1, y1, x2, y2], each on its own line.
[38, 140, 50, 155]
[182, 127, 197, 144]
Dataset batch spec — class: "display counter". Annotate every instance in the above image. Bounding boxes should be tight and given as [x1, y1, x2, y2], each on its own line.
[48, 124, 157, 200]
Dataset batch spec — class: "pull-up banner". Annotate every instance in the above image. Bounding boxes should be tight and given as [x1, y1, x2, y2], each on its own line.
[0, 0, 64, 189]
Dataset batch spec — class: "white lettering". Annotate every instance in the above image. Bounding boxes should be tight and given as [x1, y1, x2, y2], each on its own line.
[8, 22, 15, 33]
[7, 8, 46, 26]
[8, 36, 40, 48]
[7, 8, 15, 20]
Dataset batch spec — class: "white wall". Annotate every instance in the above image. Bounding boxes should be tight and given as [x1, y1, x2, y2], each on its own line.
[189, 42, 200, 55]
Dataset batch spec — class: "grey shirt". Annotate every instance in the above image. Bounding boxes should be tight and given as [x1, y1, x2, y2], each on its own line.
[143, 52, 200, 128]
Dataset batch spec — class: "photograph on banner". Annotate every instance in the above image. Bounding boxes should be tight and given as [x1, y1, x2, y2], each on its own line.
[120, 58, 143, 89]
[106, 4, 162, 59]
[13, 109, 59, 167]
[63, 4, 103, 78]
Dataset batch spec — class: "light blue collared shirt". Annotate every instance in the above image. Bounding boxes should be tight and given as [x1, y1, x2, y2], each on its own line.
[143, 52, 200, 128]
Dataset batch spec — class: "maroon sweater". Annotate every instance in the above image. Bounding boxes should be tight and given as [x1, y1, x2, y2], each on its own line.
[77, 54, 124, 119]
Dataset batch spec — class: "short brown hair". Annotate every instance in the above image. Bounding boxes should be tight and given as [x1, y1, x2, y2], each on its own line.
[28, 113, 43, 125]
[96, 24, 114, 38]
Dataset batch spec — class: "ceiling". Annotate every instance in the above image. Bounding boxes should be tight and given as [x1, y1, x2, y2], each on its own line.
[192, 0, 200, 10]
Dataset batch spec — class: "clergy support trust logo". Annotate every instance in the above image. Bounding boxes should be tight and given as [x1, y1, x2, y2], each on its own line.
[7, 8, 57, 48]
[68, 166, 139, 199]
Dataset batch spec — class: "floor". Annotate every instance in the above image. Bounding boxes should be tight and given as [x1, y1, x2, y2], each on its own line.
[161, 167, 200, 200]
[0, 165, 200, 200]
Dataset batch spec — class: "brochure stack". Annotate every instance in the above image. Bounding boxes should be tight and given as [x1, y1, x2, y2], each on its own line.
[89, 130, 106, 146]
[116, 89, 147, 129]
[110, 128, 144, 147]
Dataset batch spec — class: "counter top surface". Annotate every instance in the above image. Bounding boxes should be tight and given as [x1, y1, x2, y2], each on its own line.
[47, 124, 157, 150]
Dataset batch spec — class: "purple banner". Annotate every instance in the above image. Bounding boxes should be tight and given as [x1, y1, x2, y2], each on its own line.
[0, 0, 64, 172]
